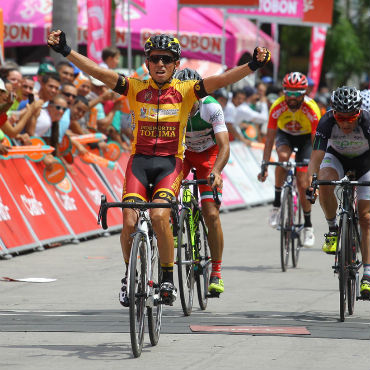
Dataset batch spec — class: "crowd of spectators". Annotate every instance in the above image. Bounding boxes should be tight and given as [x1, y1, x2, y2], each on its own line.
[0, 46, 131, 171]
[210, 74, 336, 147]
[1, 47, 368, 168]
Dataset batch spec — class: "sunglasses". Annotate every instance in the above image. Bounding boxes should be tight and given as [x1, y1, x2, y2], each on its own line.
[333, 111, 360, 123]
[50, 103, 67, 112]
[148, 55, 175, 64]
[283, 90, 306, 97]
[62, 91, 77, 99]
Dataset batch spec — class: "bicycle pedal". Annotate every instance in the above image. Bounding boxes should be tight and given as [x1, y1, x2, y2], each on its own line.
[207, 292, 220, 298]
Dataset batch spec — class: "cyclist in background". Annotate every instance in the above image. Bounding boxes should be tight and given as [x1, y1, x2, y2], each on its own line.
[47, 29, 270, 306]
[307, 86, 370, 299]
[175, 68, 229, 295]
[258, 72, 321, 248]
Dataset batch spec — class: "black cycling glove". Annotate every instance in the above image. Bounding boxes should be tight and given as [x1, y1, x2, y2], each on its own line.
[248, 47, 271, 71]
[48, 31, 71, 57]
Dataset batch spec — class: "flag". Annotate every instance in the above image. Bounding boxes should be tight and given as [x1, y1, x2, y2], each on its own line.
[87, 0, 111, 63]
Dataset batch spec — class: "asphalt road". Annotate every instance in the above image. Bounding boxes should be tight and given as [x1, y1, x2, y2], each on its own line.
[1, 204, 369, 369]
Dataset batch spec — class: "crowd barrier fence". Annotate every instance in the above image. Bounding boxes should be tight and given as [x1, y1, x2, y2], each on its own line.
[0, 142, 275, 259]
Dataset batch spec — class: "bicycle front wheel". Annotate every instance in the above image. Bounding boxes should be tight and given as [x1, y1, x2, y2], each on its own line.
[280, 188, 293, 272]
[177, 209, 195, 316]
[339, 213, 350, 322]
[196, 217, 211, 310]
[347, 219, 359, 316]
[129, 233, 147, 358]
[147, 240, 162, 346]
[292, 189, 303, 268]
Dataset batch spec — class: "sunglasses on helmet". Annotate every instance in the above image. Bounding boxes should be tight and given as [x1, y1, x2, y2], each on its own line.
[333, 110, 360, 123]
[283, 90, 306, 97]
[148, 55, 175, 64]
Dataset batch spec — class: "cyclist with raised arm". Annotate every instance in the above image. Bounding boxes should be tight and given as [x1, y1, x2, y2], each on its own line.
[47, 30, 270, 306]
[307, 86, 370, 299]
[175, 68, 229, 295]
[258, 72, 321, 247]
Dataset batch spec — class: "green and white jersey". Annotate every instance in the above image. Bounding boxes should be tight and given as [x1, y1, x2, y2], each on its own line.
[185, 95, 227, 153]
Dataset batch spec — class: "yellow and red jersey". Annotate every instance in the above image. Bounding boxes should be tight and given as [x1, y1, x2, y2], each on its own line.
[268, 95, 321, 135]
[114, 75, 206, 159]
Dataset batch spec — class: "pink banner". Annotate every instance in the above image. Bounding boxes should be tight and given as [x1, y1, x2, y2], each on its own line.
[308, 26, 327, 97]
[228, 0, 303, 21]
[87, 0, 111, 63]
[130, 0, 146, 13]
[2, 0, 278, 68]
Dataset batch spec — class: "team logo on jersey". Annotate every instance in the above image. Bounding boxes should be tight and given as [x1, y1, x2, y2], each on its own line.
[144, 91, 152, 102]
[140, 107, 147, 118]
[194, 83, 201, 91]
[285, 120, 302, 133]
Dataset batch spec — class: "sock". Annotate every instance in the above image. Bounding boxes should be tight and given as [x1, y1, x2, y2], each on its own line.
[326, 217, 338, 232]
[124, 261, 129, 277]
[303, 211, 312, 228]
[211, 260, 222, 279]
[161, 263, 174, 284]
[363, 264, 370, 280]
[273, 187, 282, 208]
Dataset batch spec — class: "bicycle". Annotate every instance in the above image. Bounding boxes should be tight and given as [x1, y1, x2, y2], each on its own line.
[310, 173, 370, 322]
[261, 158, 308, 272]
[176, 170, 220, 316]
[98, 194, 179, 357]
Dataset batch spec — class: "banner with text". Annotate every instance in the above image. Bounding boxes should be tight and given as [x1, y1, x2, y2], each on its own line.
[308, 26, 327, 97]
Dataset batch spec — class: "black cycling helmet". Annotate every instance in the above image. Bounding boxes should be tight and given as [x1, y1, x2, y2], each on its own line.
[331, 86, 362, 113]
[144, 34, 181, 60]
[174, 68, 201, 81]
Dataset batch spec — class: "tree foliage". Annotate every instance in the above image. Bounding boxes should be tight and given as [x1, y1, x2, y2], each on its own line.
[324, 16, 366, 85]
[277, 0, 370, 87]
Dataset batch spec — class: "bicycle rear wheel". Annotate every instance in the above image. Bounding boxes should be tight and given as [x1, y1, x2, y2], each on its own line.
[280, 187, 293, 272]
[147, 239, 162, 346]
[177, 209, 195, 316]
[339, 213, 350, 322]
[292, 189, 303, 268]
[196, 217, 211, 310]
[129, 233, 147, 357]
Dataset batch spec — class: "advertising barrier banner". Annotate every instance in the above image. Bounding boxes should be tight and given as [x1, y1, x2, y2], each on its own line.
[30, 162, 103, 238]
[0, 159, 73, 244]
[68, 157, 123, 229]
[0, 170, 39, 251]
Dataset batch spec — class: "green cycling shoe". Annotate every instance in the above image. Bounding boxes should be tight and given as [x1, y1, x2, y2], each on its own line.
[208, 276, 224, 294]
[322, 232, 338, 254]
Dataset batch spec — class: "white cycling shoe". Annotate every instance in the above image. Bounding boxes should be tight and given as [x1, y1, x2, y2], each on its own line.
[303, 227, 315, 247]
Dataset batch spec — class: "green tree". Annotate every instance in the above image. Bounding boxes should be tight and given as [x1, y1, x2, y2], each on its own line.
[324, 16, 366, 85]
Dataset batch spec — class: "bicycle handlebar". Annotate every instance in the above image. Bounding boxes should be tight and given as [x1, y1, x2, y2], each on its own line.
[308, 174, 370, 204]
[97, 195, 177, 230]
[262, 160, 309, 169]
[181, 173, 221, 205]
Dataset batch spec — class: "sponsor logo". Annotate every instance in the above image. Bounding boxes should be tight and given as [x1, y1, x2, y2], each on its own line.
[271, 102, 288, 119]
[284, 120, 302, 133]
[0, 197, 10, 221]
[21, 186, 45, 216]
[55, 192, 77, 211]
[140, 124, 177, 138]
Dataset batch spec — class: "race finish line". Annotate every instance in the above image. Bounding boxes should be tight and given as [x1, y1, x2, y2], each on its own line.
[190, 325, 311, 335]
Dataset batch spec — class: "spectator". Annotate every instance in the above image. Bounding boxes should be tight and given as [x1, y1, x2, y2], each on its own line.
[235, 86, 269, 142]
[60, 82, 77, 107]
[306, 77, 315, 96]
[57, 61, 75, 84]
[20, 76, 35, 102]
[223, 89, 251, 145]
[0, 78, 38, 142]
[33, 62, 57, 95]
[100, 46, 120, 69]
[212, 88, 229, 109]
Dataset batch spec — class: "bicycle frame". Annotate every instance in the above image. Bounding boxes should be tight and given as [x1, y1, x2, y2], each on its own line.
[98, 195, 179, 304]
